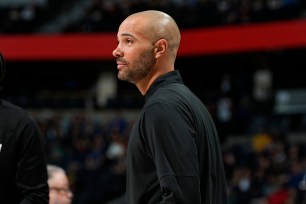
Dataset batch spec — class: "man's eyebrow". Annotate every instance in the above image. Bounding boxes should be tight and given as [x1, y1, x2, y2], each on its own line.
[121, 33, 134, 38]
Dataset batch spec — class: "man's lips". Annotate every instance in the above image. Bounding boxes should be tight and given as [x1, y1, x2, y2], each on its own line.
[116, 61, 126, 69]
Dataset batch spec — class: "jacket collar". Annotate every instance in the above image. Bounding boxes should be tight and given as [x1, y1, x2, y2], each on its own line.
[144, 70, 183, 102]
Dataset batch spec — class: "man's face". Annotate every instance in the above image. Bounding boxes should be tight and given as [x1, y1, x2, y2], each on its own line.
[48, 172, 73, 204]
[112, 18, 156, 84]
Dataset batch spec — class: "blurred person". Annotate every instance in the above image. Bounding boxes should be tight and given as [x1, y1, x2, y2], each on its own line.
[47, 164, 73, 204]
[112, 10, 229, 204]
[0, 52, 49, 203]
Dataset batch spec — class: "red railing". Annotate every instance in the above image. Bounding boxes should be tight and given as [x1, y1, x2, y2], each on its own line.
[1, 19, 306, 61]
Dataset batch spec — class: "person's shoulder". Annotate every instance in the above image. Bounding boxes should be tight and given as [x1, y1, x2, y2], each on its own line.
[151, 83, 190, 102]
[0, 99, 33, 123]
[145, 84, 184, 110]
[1, 99, 27, 114]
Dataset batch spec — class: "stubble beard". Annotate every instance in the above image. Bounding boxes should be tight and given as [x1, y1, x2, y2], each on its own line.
[118, 49, 156, 84]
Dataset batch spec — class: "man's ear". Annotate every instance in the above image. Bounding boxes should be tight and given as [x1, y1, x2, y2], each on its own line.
[154, 39, 167, 58]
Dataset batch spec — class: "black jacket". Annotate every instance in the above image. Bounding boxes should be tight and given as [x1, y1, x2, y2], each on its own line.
[126, 70, 229, 204]
[0, 99, 49, 204]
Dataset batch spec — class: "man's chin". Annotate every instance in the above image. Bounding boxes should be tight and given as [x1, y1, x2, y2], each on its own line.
[118, 74, 128, 82]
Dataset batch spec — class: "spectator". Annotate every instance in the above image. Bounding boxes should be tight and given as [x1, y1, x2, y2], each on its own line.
[0, 52, 49, 204]
[47, 164, 73, 204]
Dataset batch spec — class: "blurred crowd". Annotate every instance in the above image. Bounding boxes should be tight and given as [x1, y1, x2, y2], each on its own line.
[35, 109, 306, 204]
[36, 111, 132, 204]
[0, 0, 305, 34]
[63, 0, 305, 33]
[224, 129, 306, 204]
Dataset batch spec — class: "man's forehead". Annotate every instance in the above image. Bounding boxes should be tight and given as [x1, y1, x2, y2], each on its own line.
[120, 16, 144, 29]
[118, 19, 149, 39]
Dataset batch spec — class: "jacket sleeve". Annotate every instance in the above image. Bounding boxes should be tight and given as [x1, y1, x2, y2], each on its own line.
[144, 102, 201, 203]
[17, 116, 49, 204]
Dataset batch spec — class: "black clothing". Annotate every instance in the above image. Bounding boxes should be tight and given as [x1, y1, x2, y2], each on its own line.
[0, 99, 49, 204]
[126, 70, 229, 204]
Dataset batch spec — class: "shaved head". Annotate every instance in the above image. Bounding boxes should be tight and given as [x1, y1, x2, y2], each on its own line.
[113, 10, 181, 94]
[121, 10, 181, 57]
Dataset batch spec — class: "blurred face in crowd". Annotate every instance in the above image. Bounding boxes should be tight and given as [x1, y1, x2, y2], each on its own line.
[48, 171, 73, 204]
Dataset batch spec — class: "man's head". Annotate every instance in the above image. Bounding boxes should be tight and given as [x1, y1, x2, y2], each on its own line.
[112, 10, 181, 92]
[47, 164, 73, 204]
[0, 53, 6, 93]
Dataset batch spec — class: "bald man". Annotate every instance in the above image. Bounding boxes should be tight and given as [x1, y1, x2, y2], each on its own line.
[113, 10, 229, 204]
